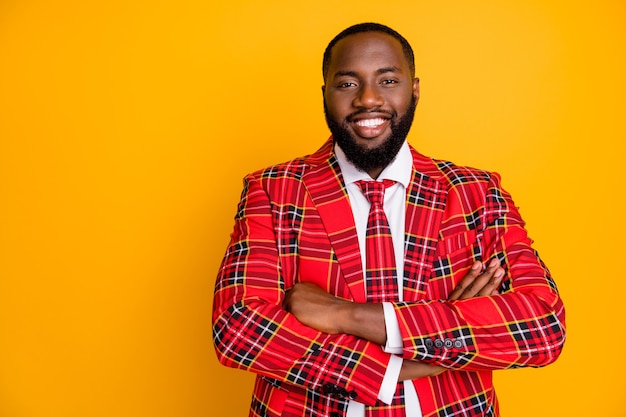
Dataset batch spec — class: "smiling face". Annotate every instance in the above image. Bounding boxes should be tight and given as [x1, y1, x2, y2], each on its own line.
[323, 31, 420, 178]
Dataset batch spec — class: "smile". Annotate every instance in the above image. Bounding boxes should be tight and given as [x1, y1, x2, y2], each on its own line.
[354, 118, 387, 128]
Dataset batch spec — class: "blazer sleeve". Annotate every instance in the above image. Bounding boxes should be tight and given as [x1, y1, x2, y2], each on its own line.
[212, 173, 390, 406]
[393, 172, 566, 370]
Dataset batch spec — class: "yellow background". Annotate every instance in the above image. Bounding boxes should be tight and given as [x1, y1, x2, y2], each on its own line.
[1, 1, 625, 416]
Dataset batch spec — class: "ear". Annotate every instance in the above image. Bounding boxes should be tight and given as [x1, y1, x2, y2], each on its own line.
[321, 85, 326, 95]
[412, 77, 420, 103]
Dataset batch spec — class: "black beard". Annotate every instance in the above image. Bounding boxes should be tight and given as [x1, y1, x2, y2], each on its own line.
[324, 95, 417, 175]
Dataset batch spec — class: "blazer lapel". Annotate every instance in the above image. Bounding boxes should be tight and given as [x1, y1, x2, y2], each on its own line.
[302, 142, 366, 302]
[402, 147, 448, 301]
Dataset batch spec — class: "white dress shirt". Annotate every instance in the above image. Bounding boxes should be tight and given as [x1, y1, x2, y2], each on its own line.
[334, 141, 422, 417]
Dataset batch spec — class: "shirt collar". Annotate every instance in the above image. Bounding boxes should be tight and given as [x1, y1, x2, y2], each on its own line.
[334, 140, 413, 189]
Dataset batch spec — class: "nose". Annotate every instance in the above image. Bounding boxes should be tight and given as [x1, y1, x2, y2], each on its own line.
[353, 83, 383, 109]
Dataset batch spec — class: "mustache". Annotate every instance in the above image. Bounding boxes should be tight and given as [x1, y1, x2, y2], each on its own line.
[346, 109, 396, 122]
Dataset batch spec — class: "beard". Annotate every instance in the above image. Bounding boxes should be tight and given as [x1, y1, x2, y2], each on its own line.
[324, 95, 417, 175]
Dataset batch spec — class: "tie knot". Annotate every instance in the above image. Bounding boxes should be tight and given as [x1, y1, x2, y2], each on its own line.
[356, 180, 395, 206]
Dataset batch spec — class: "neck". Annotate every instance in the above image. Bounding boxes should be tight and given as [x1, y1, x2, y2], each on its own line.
[367, 167, 384, 179]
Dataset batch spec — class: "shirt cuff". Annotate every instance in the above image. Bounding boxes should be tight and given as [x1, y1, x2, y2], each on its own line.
[346, 400, 364, 417]
[378, 354, 402, 404]
[382, 302, 403, 354]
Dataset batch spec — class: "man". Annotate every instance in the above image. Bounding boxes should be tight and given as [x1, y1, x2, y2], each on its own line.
[212, 22, 565, 417]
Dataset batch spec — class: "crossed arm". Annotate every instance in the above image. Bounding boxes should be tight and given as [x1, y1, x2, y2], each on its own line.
[214, 171, 566, 404]
[284, 259, 505, 380]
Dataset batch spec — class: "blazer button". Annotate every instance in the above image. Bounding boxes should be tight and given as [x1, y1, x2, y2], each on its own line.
[425, 339, 434, 348]
[444, 339, 453, 349]
[348, 390, 358, 400]
[330, 412, 342, 417]
[434, 339, 444, 348]
[454, 340, 463, 348]
[339, 388, 349, 399]
[321, 383, 335, 394]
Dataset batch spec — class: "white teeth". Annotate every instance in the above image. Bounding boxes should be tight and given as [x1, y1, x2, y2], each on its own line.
[355, 118, 385, 128]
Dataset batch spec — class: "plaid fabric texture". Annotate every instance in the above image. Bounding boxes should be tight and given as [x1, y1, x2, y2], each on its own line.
[212, 137, 566, 417]
[356, 180, 398, 303]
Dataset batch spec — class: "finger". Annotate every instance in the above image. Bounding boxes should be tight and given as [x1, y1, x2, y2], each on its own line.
[461, 259, 500, 299]
[476, 267, 504, 297]
[451, 259, 502, 300]
[457, 261, 498, 299]
[421, 363, 446, 377]
[406, 361, 447, 379]
[416, 363, 446, 378]
[448, 261, 482, 300]
[282, 288, 293, 310]
[431, 366, 447, 377]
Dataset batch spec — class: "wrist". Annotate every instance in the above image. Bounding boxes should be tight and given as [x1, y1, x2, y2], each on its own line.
[339, 302, 387, 345]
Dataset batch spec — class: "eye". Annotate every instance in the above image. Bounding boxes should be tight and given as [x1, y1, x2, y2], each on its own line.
[381, 79, 399, 85]
[338, 81, 357, 88]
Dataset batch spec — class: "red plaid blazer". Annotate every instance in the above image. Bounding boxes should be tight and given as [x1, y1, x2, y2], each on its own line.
[212, 138, 565, 417]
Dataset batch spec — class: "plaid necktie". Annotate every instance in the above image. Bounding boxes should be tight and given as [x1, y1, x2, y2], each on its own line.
[355, 179, 398, 303]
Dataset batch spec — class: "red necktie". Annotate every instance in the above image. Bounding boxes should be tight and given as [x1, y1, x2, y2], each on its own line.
[355, 180, 398, 303]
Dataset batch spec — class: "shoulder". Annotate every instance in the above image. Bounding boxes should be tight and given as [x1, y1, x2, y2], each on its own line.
[248, 155, 311, 183]
[432, 159, 494, 188]
[409, 145, 495, 189]
[245, 137, 334, 184]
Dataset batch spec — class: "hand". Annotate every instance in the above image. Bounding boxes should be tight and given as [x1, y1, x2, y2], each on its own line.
[447, 259, 504, 301]
[401, 259, 505, 381]
[399, 359, 446, 381]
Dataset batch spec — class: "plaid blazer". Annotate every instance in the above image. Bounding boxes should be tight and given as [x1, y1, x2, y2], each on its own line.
[212, 138, 565, 417]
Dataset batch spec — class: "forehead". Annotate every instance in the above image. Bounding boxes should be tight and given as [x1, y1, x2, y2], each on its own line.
[327, 32, 409, 77]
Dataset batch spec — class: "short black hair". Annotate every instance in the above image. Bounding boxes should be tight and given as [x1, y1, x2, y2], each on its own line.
[322, 22, 415, 81]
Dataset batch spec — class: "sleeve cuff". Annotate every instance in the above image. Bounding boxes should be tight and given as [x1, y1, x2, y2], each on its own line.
[378, 354, 402, 404]
[382, 302, 403, 354]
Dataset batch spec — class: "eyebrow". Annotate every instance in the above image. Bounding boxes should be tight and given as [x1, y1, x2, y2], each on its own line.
[332, 66, 403, 79]
[376, 66, 402, 75]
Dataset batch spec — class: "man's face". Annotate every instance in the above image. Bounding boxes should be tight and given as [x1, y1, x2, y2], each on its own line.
[323, 32, 420, 177]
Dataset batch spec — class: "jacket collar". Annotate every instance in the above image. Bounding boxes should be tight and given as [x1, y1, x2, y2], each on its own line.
[302, 137, 448, 302]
